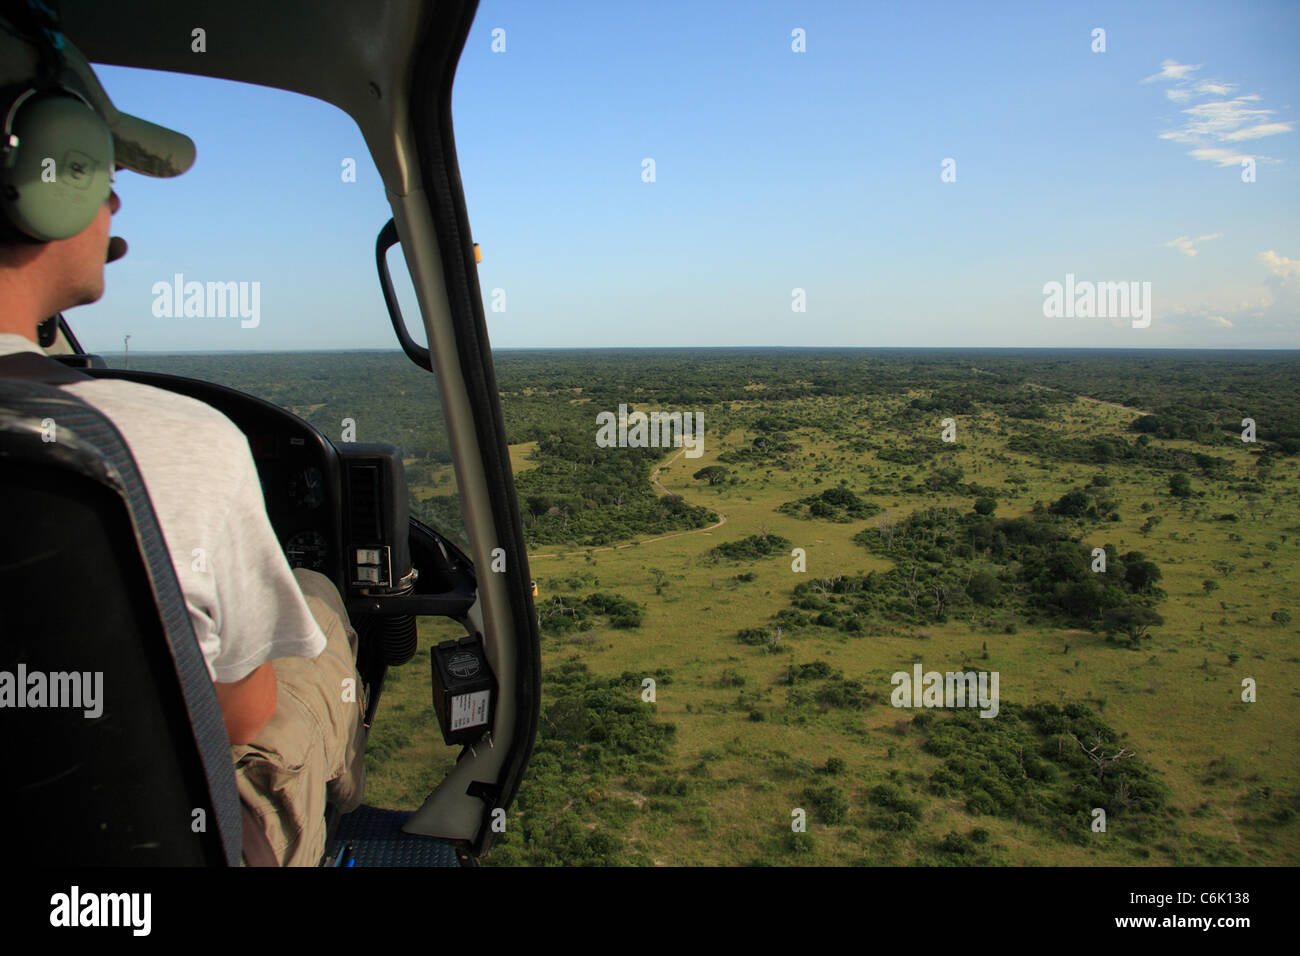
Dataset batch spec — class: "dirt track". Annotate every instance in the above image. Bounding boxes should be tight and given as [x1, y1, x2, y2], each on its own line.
[1025, 382, 1150, 416]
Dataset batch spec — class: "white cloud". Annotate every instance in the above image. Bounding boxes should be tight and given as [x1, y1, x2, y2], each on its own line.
[1165, 233, 1223, 256]
[1222, 122, 1294, 142]
[1186, 147, 1254, 166]
[1259, 250, 1300, 279]
[1144, 62, 1293, 165]
[1193, 80, 1235, 96]
[1155, 251, 1299, 343]
[1180, 96, 1270, 135]
[1144, 60, 1200, 83]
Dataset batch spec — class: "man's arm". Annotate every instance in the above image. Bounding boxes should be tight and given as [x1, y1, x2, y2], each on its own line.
[213, 661, 277, 745]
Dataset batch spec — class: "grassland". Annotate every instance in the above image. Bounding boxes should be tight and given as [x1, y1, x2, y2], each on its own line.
[381, 379, 1299, 865]
[136, 349, 1300, 866]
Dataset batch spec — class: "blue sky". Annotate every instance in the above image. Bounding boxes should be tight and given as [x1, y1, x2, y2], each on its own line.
[74, 0, 1299, 353]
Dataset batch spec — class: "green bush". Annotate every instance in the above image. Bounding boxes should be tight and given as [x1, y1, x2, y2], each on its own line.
[804, 784, 850, 825]
[486, 660, 676, 867]
[710, 533, 792, 562]
[867, 782, 921, 831]
[920, 703, 1173, 844]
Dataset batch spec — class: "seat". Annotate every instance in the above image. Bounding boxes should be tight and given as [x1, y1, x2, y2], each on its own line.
[0, 365, 242, 865]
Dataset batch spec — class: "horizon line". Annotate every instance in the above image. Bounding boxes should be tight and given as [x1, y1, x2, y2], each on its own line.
[95, 345, 1300, 355]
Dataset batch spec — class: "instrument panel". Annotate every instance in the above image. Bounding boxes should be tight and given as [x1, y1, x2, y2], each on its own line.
[245, 431, 337, 575]
[85, 366, 477, 618]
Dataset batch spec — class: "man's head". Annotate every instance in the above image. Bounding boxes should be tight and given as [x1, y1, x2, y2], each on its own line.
[0, 175, 119, 319]
[0, 3, 195, 340]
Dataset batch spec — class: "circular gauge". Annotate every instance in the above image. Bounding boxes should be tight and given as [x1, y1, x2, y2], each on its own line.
[289, 466, 325, 510]
[285, 530, 329, 571]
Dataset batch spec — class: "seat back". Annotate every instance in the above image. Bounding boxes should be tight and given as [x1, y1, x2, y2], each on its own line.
[0, 362, 241, 865]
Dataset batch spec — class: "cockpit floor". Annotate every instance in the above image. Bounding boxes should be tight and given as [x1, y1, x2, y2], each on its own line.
[326, 804, 462, 867]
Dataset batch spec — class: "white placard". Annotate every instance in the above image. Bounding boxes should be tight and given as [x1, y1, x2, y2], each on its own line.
[451, 690, 490, 731]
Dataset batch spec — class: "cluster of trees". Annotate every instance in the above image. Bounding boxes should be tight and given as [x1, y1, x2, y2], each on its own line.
[514, 418, 719, 546]
[717, 431, 801, 465]
[1008, 425, 1232, 475]
[782, 660, 873, 711]
[924, 465, 968, 493]
[906, 391, 976, 415]
[957, 350, 1300, 453]
[537, 592, 645, 635]
[778, 486, 882, 522]
[141, 348, 1300, 475]
[740, 499, 1169, 644]
[803, 783, 851, 825]
[1047, 481, 1120, 521]
[868, 781, 924, 832]
[736, 626, 786, 651]
[484, 661, 676, 866]
[709, 531, 792, 562]
[920, 702, 1173, 845]
[1131, 409, 1222, 443]
[876, 441, 934, 466]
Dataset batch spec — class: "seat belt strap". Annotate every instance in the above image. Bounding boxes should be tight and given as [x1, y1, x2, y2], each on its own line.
[0, 351, 95, 383]
[0, 354, 246, 865]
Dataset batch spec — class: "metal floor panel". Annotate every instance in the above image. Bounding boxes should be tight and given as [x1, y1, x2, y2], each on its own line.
[327, 804, 463, 867]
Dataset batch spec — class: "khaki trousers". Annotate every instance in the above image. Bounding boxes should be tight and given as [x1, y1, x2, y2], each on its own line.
[231, 568, 367, 866]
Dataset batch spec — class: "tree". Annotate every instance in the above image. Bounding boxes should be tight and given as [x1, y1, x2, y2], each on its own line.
[1056, 580, 1104, 619]
[967, 570, 1001, 606]
[1070, 732, 1135, 782]
[659, 493, 687, 515]
[1122, 553, 1162, 593]
[1169, 473, 1193, 498]
[1102, 603, 1164, 646]
[878, 509, 895, 547]
[693, 465, 729, 486]
[973, 496, 997, 516]
[933, 583, 948, 620]
[649, 568, 669, 595]
[1049, 488, 1092, 518]
[820, 486, 861, 507]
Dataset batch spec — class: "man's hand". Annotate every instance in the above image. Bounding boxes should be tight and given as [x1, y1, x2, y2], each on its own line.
[214, 662, 277, 745]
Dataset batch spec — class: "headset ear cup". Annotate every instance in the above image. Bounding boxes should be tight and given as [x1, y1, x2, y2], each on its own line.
[1, 91, 113, 241]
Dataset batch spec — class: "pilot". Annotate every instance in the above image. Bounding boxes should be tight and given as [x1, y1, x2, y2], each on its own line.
[0, 6, 365, 866]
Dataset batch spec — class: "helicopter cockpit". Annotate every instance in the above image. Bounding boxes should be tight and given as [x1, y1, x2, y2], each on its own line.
[0, 0, 538, 867]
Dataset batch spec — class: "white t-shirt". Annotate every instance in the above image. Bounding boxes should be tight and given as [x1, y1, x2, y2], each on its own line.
[0, 333, 327, 682]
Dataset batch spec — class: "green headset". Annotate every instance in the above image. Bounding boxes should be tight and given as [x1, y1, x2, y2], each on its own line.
[0, 1, 114, 243]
